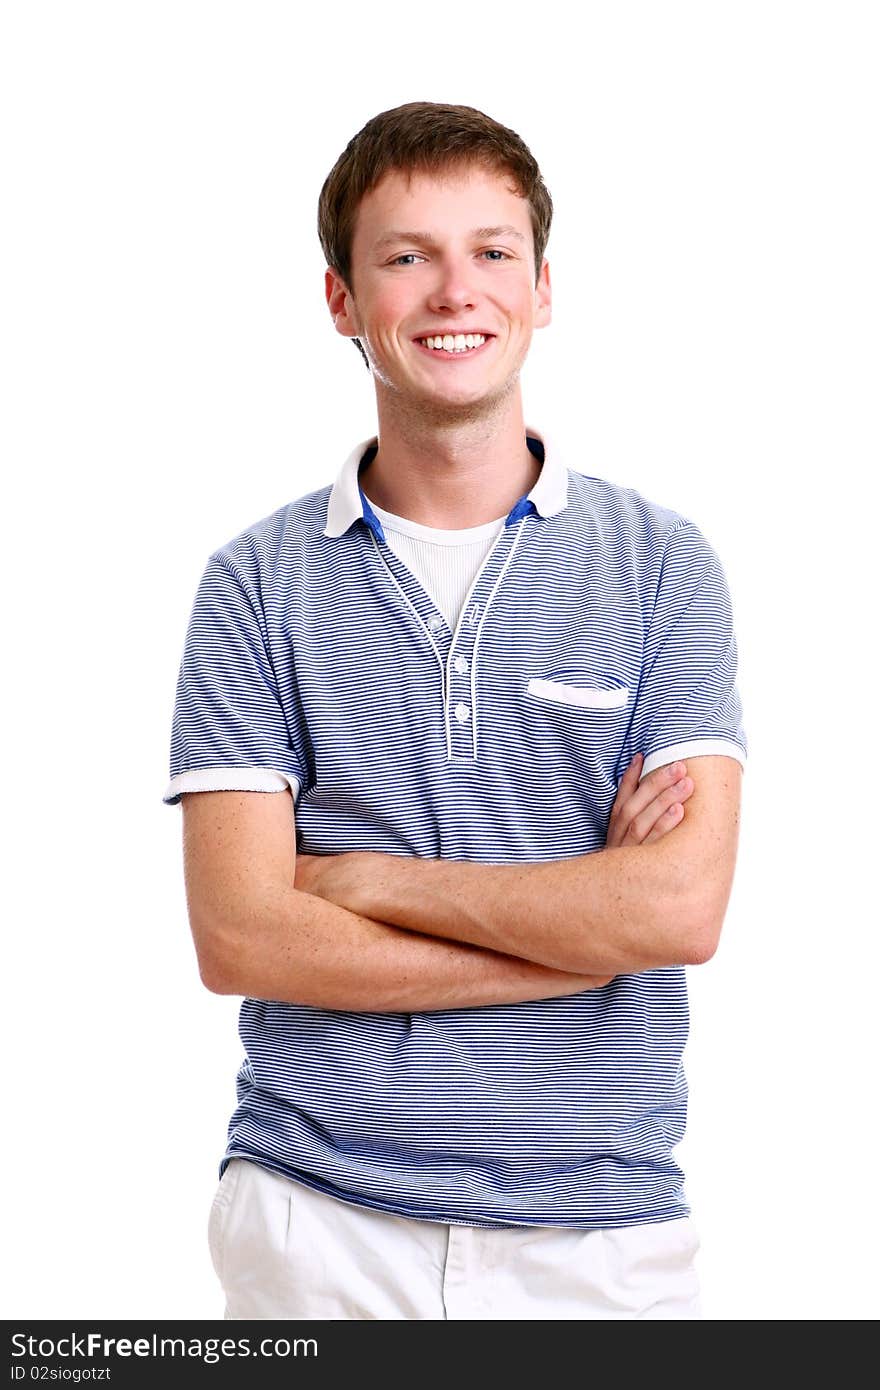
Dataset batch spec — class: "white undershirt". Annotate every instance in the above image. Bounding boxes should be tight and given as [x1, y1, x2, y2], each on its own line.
[367, 500, 506, 631]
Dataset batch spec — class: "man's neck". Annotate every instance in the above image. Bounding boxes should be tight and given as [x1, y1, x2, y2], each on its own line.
[358, 400, 541, 529]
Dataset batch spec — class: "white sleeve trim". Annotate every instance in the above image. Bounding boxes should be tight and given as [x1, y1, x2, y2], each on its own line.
[162, 767, 301, 805]
[638, 739, 747, 783]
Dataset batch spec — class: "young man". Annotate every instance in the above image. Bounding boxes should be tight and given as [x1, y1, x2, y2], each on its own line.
[163, 101, 746, 1320]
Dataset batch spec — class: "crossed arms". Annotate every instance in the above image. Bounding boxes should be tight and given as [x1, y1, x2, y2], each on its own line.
[182, 752, 742, 1012]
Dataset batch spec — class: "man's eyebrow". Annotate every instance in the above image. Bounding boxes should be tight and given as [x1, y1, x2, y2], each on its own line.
[373, 225, 527, 252]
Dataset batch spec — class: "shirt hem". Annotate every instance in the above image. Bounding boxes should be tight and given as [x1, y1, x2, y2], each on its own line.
[219, 1152, 690, 1231]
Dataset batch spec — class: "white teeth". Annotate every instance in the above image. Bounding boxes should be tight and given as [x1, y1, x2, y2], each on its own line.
[419, 333, 486, 352]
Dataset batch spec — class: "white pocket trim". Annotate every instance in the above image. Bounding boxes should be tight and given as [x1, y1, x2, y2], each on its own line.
[527, 678, 630, 709]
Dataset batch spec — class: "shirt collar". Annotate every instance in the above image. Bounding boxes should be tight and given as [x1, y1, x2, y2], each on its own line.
[322, 422, 570, 540]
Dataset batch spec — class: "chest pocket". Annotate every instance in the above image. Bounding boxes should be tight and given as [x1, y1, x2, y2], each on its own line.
[524, 672, 632, 785]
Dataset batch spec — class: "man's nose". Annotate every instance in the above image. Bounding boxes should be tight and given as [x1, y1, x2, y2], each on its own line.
[426, 258, 478, 310]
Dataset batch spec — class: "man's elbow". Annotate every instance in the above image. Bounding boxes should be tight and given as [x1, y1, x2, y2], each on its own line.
[189, 886, 305, 997]
[198, 952, 240, 995]
[681, 892, 728, 965]
[193, 927, 242, 995]
[683, 922, 721, 965]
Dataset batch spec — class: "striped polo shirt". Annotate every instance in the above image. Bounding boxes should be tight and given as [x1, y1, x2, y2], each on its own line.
[163, 423, 747, 1229]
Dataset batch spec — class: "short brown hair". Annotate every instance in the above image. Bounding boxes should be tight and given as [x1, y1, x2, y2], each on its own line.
[317, 101, 553, 369]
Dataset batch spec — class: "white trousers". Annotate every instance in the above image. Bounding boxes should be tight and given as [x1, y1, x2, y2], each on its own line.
[208, 1158, 702, 1320]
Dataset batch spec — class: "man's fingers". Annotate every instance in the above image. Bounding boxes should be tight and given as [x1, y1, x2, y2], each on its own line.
[623, 752, 643, 785]
[606, 756, 642, 828]
[608, 753, 642, 822]
[642, 801, 685, 844]
[622, 776, 693, 845]
[607, 757, 699, 850]
[613, 758, 688, 824]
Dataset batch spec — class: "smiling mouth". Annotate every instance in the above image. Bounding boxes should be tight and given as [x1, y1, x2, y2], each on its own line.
[413, 336, 495, 361]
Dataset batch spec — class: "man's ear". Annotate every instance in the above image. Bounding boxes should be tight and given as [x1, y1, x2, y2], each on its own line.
[325, 266, 360, 339]
[535, 257, 551, 329]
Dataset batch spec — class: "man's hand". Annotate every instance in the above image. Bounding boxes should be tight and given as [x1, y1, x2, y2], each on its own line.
[294, 753, 694, 912]
[294, 845, 374, 916]
[605, 754, 693, 849]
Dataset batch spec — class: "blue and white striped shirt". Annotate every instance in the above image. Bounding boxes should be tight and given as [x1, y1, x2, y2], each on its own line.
[163, 424, 747, 1229]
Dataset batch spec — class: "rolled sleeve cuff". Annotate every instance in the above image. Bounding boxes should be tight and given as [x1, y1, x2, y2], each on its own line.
[162, 767, 302, 805]
[638, 738, 747, 783]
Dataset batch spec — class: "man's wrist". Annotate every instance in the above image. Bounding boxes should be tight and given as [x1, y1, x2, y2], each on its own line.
[348, 849, 400, 922]
[354, 850, 439, 933]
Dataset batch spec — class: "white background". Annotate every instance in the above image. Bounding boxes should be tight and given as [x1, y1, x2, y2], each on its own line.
[2, 0, 877, 1321]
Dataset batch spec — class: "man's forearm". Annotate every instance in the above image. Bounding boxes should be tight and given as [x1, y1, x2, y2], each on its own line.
[347, 841, 701, 976]
[318, 756, 741, 974]
[210, 885, 612, 1011]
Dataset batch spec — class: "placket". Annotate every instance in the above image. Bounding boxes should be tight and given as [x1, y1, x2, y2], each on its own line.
[368, 519, 528, 766]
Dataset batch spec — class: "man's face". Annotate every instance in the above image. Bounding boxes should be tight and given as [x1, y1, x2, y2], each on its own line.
[328, 164, 551, 415]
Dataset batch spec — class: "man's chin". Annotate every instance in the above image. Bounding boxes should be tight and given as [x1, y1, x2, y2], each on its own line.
[378, 370, 519, 420]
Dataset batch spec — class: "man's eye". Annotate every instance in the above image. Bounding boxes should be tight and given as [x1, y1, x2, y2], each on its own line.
[389, 249, 511, 266]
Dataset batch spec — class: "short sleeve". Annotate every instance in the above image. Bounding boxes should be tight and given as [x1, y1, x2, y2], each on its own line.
[622, 521, 748, 783]
[162, 552, 309, 806]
